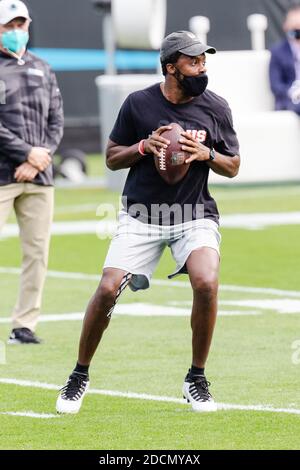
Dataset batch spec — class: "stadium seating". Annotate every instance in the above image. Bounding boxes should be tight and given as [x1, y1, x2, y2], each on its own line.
[207, 50, 300, 183]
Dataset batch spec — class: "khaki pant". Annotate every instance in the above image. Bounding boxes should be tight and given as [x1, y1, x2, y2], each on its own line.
[0, 183, 54, 332]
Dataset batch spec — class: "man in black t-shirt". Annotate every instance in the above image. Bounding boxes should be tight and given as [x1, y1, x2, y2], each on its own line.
[56, 31, 240, 414]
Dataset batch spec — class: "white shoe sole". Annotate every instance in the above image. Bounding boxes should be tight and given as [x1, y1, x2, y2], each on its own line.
[7, 338, 22, 345]
[56, 404, 80, 414]
[7, 338, 40, 345]
[56, 381, 90, 414]
[183, 382, 218, 412]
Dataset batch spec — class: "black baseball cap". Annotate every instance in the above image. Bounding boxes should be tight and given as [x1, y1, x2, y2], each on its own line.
[160, 30, 216, 62]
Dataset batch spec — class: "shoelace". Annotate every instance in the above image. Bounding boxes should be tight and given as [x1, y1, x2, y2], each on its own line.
[189, 377, 212, 402]
[60, 374, 88, 400]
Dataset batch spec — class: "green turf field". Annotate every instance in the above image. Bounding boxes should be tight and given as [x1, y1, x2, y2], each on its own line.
[0, 155, 300, 450]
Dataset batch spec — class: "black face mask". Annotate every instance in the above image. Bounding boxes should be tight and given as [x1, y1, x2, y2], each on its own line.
[288, 29, 300, 40]
[174, 69, 208, 97]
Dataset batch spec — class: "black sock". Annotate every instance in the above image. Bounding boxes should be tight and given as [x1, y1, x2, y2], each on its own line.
[73, 362, 89, 377]
[190, 365, 205, 376]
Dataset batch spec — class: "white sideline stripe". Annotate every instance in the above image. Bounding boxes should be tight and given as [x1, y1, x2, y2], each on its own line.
[2, 211, 300, 237]
[220, 298, 300, 314]
[0, 411, 59, 419]
[1, 378, 300, 416]
[55, 203, 99, 214]
[220, 211, 300, 229]
[0, 220, 116, 238]
[0, 313, 83, 323]
[220, 284, 300, 298]
[173, 299, 300, 315]
[0, 378, 58, 391]
[1, 266, 300, 299]
[0, 308, 260, 324]
[54, 177, 105, 189]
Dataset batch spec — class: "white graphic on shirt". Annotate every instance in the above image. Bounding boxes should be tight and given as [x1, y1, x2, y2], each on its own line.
[186, 129, 207, 143]
[27, 68, 45, 77]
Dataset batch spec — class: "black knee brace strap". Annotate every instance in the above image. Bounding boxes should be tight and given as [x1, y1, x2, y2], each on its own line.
[107, 272, 132, 318]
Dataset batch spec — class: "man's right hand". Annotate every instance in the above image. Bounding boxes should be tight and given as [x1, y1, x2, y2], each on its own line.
[27, 147, 51, 172]
[143, 125, 172, 157]
[14, 162, 39, 183]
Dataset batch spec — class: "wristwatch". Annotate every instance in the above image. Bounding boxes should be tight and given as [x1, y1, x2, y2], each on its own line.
[209, 148, 215, 161]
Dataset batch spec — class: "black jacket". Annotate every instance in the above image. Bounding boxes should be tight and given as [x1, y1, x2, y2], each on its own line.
[0, 50, 64, 186]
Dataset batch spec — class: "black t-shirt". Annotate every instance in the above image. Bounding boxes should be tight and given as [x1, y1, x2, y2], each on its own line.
[110, 83, 239, 225]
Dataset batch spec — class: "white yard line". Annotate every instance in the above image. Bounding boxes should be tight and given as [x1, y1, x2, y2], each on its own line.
[0, 378, 299, 416]
[219, 211, 300, 229]
[212, 187, 300, 200]
[0, 307, 261, 324]
[0, 266, 102, 281]
[0, 411, 59, 419]
[1, 266, 300, 298]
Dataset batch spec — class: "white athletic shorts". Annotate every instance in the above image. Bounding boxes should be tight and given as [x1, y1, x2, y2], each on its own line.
[103, 210, 221, 291]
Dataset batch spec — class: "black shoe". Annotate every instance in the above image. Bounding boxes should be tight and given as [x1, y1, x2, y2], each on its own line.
[56, 372, 90, 414]
[7, 328, 42, 345]
[182, 371, 217, 412]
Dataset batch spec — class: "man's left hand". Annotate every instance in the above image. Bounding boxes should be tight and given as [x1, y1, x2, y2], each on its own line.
[179, 132, 210, 164]
[14, 163, 39, 183]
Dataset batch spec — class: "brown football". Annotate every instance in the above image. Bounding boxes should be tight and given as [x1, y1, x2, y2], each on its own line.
[154, 123, 190, 185]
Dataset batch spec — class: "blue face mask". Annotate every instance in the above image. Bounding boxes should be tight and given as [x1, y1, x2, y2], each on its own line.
[1, 29, 29, 53]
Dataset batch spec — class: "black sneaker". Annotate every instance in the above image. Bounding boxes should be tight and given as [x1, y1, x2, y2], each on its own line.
[7, 328, 42, 345]
[182, 371, 217, 412]
[56, 372, 90, 414]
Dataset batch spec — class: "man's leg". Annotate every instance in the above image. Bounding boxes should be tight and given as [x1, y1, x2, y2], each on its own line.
[56, 210, 164, 414]
[0, 184, 22, 232]
[56, 267, 131, 414]
[182, 247, 219, 411]
[78, 267, 131, 365]
[186, 247, 219, 368]
[0, 184, 23, 336]
[12, 184, 54, 335]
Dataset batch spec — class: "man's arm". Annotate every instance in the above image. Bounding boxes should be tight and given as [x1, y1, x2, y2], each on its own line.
[106, 126, 172, 171]
[0, 69, 59, 169]
[106, 139, 142, 171]
[44, 70, 64, 155]
[14, 162, 39, 183]
[180, 132, 240, 178]
[207, 152, 240, 178]
[0, 118, 53, 172]
[0, 121, 32, 164]
[269, 50, 289, 100]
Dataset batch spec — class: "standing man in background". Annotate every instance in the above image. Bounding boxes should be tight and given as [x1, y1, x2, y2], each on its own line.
[0, 0, 64, 344]
[269, 3, 300, 114]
